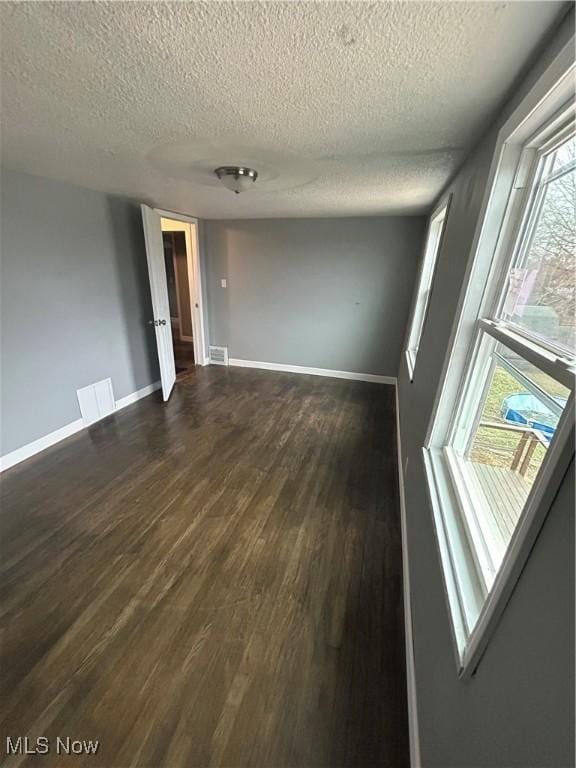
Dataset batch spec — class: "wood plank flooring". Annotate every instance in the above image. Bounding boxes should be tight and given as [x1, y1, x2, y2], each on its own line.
[0, 367, 408, 768]
[469, 462, 529, 542]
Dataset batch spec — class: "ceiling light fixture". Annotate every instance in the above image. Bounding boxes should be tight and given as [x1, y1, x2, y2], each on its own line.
[214, 166, 258, 194]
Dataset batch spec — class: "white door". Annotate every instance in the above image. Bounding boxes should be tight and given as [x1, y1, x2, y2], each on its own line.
[141, 204, 176, 401]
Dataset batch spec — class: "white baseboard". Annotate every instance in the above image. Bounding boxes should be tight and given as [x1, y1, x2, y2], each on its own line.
[228, 358, 396, 385]
[115, 380, 161, 411]
[1, 380, 161, 473]
[0, 418, 86, 473]
[395, 386, 421, 768]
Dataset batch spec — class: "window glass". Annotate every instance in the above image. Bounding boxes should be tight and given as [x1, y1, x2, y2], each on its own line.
[549, 135, 576, 176]
[457, 337, 569, 575]
[501, 135, 576, 353]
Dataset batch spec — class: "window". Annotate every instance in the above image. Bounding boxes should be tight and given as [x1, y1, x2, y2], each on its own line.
[406, 199, 449, 380]
[499, 132, 575, 354]
[424, 67, 575, 676]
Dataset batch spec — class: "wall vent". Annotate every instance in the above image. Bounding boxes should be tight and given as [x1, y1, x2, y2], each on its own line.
[77, 378, 115, 425]
[209, 345, 229, 366]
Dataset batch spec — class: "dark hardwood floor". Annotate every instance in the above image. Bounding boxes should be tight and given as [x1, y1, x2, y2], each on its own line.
[0, 367, 408, 768]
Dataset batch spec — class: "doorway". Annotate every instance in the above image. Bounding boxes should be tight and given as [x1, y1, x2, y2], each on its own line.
[162, 226, 194, 376]
[160, 217, 199, 379]
[141, 205, 207, 401]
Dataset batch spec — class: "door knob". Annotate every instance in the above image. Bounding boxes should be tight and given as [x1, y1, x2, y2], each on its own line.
[158, 319, 167, 326]
[148, 319, 167, 326]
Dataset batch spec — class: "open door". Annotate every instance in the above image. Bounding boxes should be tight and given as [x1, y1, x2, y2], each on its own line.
[141, 204, 176, 401]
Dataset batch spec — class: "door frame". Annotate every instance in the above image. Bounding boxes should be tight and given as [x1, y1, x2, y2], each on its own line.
[156, 209, 208, 366]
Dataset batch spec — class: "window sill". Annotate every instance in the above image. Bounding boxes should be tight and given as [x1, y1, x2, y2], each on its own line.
[422, 447, 484, 676]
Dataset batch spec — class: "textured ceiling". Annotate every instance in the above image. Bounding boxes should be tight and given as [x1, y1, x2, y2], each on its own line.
[0, 1, 566, 218]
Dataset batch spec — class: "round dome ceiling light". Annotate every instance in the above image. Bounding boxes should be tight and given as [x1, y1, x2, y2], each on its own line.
[214, 166, 258, 194]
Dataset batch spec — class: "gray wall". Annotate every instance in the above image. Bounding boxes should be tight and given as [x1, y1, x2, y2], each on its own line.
[398, 13, 575, 768]
[1, 169, 159, 456]
[205, 217, 425, 377]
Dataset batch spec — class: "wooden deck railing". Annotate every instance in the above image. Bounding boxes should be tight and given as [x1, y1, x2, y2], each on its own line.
[478, 420, 547, 478]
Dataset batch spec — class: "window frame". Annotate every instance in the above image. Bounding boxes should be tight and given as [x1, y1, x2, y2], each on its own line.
[422, 43, 576, 678]
[405, 196, 451, 381]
